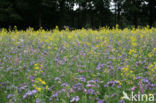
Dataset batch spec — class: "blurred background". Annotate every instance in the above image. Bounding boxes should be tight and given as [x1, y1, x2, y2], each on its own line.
[0, 0, 156, 29]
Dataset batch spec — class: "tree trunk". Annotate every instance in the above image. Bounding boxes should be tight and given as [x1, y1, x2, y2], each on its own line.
[115, 2, 117, 25]
[39, 13, 42, 27]
[72, 11, 75, 27]
[117, 2, 121, 26]
[134, 14, 138, 28]
[91, 13, 93, 28]
[148, 0, 155, 28]
[59, 0, 65, 27]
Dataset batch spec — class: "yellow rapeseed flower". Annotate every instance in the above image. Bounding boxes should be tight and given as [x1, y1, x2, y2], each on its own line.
[132, 42, 137, 46]
[34, 66, 40, 70]
[34, 63, 39, 66]
[46, 85, 48, 90]
[153, 48, 156, 52]
[37, 87, 41, 92]
[128, 49, 136, 55]
[41, 81, 46, 85]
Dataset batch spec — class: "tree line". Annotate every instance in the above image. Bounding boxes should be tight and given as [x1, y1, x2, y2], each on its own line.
[0, 0, 155, 29]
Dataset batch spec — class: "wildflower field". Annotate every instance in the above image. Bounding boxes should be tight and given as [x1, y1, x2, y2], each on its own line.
[0, 27, 155, 103]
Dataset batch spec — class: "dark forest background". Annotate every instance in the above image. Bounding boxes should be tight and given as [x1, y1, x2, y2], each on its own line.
[0, 0, 156, 29]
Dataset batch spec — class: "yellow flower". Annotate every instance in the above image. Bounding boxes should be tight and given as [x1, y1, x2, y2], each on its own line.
[68, 35, 72, 39]
[148, 53, 153, 57]
[119, 82, 122, 85]
[34, 63, 40, 70]
[41, 81, 46, 85]
[34, 66, 40, 70]
[54, 47, 58, 50]
[134, 54, 138, 58]
[48, 46, 51, 49]
[128, 49, 136, 55]
[96, 44, 99, 48]
[34, 63, 39, 66]
[37, 87, 41, 92]
[46, 85, 48, 90]
[132, 75, 136, 80]
[122, 65, 129, 72]
[33, 84, 37, 88]
[148, 64, 153, 69]
[40, 65, 43, 68]
[132, 42, 137, 46]
[36, 78, 42, 82]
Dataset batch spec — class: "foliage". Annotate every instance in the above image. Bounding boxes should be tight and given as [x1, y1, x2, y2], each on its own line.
[0, 0, 155, 29]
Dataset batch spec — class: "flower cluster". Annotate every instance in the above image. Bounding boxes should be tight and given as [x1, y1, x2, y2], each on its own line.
[128, 49, 136, 55]
[0, 27, 155, 102]
[121, 65, 135, 80]
[104, 80, 122, 88]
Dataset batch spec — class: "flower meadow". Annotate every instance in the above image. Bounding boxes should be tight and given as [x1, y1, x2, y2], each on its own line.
[0, 27, 156, 103]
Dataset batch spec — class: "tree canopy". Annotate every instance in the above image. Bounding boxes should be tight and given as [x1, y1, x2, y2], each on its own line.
[0, 0, 155, 29]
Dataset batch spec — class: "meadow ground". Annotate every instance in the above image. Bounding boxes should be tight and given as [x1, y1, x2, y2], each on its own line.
[0, 27, 156, 103]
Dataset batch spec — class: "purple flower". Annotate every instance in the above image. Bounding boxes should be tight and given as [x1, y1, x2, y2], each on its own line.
[19, 84, 27, 93]
[83, 88, 87, 93]
[54, 77, 61, 81]
[23, 90, 37, 99]
[32, 90, 37, 94]
[70, 96, 80, 102]
[87, 80, 96, 84]
[117, 66, 122, 70]
[36, 98, 40, 103]
[77, 69, 83, 73]
[104, 80, 120, 87]
[58, 88, 66, 93]
[78, 76, 86, 82]
[87, 89, 95, 95]
[7, 94, 15, 99]
[61, 83, 68, 87]
[104, 84, 108, 87]
[86, 84, 92, 87]
[70, 88, 75, 93]
[29, 75, 35, 80]
[43, 50, 48, 55]
[73, 83, 83, 91]
[120, 100, 125, 103]
[131, 86, 137, 91]
[135, 76, 142, 80]
[0, 82, 6, 87]
[96, 63, 105, 70]
[23, 94, 27, 99]
[20, 85, 27, 90]
[145, 84, 156, 90]
[151, 84, 156, 87]
[152, 74, 156, 77]
[97, 100, 103, 103]
[52, 93, 58, 98]
[139, 81, 144, 93]
[142, 78, 149, 83]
